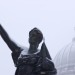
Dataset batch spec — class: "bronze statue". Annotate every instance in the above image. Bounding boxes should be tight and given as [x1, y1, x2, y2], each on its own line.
[0, 24, 57, 75]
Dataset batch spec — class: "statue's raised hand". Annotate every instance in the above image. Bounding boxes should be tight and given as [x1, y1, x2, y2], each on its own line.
[0, 24, 5, 36]
[0, 24, 3, 34]
[0, 24, 2, 35]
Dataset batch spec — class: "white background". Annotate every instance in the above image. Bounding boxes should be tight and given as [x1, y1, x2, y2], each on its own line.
[0, 0, 75, 75]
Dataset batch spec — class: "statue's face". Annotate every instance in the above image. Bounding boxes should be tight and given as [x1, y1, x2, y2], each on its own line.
[29, 31, 39, 45]
[29, 28, 43, 45]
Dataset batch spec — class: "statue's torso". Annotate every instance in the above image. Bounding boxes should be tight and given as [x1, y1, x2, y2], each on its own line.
[18, 48, 40, 65]
[11, 47, 57, 75]
[12, 47, 41, 75]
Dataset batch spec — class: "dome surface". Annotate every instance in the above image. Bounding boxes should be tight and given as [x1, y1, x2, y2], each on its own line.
[54, 38, 75, 75]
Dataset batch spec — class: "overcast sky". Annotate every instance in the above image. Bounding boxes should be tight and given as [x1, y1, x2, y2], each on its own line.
[0, 0, 75, 75]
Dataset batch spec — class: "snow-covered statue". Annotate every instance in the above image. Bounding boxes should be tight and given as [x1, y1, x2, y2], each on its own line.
[0, 24, 57, 75]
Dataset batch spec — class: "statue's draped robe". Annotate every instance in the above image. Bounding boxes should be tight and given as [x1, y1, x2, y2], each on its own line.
[11, 43, 57, 75]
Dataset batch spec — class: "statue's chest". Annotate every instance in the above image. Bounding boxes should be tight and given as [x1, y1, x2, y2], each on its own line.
[17, 49, 40, 65]
[19, 49, 40, 59]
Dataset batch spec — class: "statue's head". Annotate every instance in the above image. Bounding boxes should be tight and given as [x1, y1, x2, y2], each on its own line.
[29, 27, 43, 45]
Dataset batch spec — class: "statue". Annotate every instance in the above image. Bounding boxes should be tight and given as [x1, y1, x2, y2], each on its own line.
[0, 24, 57, 75]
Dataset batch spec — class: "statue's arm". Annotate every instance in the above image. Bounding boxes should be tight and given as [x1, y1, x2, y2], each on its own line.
[0, 24, 20, 52]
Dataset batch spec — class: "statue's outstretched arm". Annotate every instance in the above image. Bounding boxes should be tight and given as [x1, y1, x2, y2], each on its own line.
[0, 24, 20, 52]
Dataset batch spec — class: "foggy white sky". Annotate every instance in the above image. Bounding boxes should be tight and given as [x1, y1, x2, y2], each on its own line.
[0, 0, 75, 75]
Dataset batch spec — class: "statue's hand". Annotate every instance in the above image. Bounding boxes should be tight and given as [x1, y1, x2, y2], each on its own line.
[0, 24, 3, 35]
[0, 24, 2, 32]
[0, 24, 7, 36]
[0, 24, 1, 35]
[0, 24, 3, 30]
